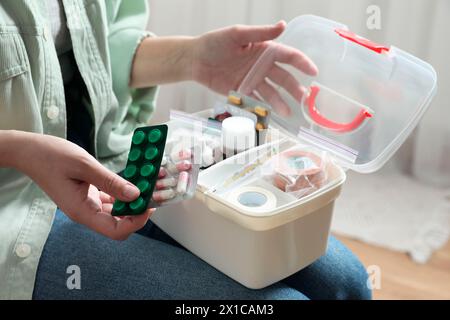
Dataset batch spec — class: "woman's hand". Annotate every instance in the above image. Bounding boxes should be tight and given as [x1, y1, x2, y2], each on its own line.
[131, 21, 317, 115]
[9, 131, 152, 240]
[192, 21, 318, 115]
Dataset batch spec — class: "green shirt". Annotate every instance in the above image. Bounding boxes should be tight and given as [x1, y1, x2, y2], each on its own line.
[0, 0, 158, 299]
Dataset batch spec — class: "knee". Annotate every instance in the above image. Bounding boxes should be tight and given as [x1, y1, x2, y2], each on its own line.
[335, 260, 372, 300]
[324, 238, 372, 300]
[284, 236, 372, 300]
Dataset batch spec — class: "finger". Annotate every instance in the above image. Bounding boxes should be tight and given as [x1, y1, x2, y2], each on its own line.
[102, 203, 113, 213]
[87, 184, 103, 209]
[117, 208, 155, 221]
[101, 199, 154, 219]
[80, 158, 140, 202]
[231, 20, 286, 45]
[256, 80, 292, 116]
[79, 209, 152, 241]
[99, 191, 115, 204]
[267, 64, 306, 101]
[274, 44, 318, 76]
[249, 91, 261, 101]
[147, 208, 156, 215]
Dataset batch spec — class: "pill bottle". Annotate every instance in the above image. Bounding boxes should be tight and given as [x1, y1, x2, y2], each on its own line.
[221, 117, 256, 159]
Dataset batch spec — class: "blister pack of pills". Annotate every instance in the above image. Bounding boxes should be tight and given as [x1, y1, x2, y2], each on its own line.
[112, 125, 169, 216]
[112, 124, 200, 216]
[211, 91, 271, 132]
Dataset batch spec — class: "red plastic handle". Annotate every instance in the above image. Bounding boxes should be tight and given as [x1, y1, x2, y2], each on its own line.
[335, 28, 389, 54]
[306, 86, 372, 133]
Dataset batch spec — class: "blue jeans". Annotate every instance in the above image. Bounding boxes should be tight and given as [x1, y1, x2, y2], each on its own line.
[32, 210, 371, 300]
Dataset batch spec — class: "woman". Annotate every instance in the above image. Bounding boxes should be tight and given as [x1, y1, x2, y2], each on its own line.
[0, 0, 371, 299]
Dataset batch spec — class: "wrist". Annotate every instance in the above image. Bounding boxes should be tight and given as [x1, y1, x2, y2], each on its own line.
[189, 35, 206, 84]
[131, 36, 198, 88]
[179, 36, 198, 82]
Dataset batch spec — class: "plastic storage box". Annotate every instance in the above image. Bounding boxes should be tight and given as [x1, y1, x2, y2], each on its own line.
[151, 15, 437, 289]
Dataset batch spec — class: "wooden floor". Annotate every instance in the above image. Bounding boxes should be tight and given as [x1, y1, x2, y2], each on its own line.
[336, 235, 450, 300]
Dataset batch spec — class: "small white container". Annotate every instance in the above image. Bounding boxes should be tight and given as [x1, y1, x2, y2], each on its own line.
[151, 15, 437, 289]
[221, 116, 256, 157]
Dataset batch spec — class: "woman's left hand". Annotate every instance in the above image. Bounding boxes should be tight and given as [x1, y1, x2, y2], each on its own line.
[192, 21, 318, 116]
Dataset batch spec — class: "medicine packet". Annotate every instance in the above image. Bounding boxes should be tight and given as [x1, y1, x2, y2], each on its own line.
[147, 113, 208, 207]
[112, 117, 206, 215]
[168, 110, 223, 169]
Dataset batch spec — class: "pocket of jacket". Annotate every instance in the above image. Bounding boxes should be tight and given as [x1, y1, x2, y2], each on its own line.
[0, 28, 38, 131]
[0, 29, 29, 82]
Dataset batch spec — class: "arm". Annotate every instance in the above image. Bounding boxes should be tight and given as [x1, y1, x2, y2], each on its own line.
[0, 130, 151, 240]
[130, 36, 194, 88]
[129, 21, 318, 115]
[0, 130, 22, 168]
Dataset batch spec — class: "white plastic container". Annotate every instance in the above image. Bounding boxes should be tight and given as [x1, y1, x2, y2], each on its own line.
[151, 15, 437, 289]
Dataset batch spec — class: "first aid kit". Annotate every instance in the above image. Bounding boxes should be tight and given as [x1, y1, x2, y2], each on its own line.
[151, 15, 437, 288]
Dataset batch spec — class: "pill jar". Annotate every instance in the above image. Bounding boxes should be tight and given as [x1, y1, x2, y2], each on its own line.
[221, 116, 256, 158]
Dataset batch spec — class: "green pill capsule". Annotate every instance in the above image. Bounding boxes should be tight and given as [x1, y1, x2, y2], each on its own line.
[132, 131, 146, 145]
[148, 129, 162, 143]
[140, 164, 155, 178]
[129, 196, 146, 214]
[123, 164, 137, 179]
[113, 201, 126, 214]
[144, 146, 158, 161]
[136, 180, 150, 194]
[128, 148, 142, 162]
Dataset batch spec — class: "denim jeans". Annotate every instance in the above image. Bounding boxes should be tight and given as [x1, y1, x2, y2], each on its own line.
[32, 210, 372, 300]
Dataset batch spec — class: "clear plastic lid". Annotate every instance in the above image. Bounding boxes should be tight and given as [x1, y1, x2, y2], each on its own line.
[238, 15, 437, 173]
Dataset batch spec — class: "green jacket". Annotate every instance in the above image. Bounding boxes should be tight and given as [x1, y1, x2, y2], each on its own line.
[0, 0, 157, 299]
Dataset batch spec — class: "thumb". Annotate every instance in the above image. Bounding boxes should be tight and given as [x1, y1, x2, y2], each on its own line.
[80, 159, 140, 202]
[232, 20, 286, 45]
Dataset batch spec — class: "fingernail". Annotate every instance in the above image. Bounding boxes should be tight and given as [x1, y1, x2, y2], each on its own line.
[123, 184, 140, 199]
[276, 20, 286, 27]
[300, 85, 307, 94]
[310, 64, 319, 76]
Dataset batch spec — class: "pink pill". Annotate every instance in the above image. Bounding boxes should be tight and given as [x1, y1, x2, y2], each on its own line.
[171, 149, 192, 162]
[158, 167, 167, 178]
[156, 177, 177, 189]
[176, 160, 192, 171]
[176, 171, 189, 194]
[167, 160, 192, 174]
[152, 189, 176, 202]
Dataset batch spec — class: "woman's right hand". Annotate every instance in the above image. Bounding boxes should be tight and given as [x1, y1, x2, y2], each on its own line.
[8, 131, 152, 240]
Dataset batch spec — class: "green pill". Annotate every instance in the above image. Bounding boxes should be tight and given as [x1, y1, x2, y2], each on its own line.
[140, 164, 155, 178]
[112, 125, 168, 217]
[148, 129, 162, 143]
[113, 201, 126, 214]
[136, 180, 150, 194]
[144, 146, 158, 161]
[129, 197, 146, 214]
[128, 148, 142, 162]
[123, 164, 137, 179]
[132, 131, 146, 145]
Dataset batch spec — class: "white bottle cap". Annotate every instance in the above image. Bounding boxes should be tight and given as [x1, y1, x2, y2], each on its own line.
[221, 117, 255, 156]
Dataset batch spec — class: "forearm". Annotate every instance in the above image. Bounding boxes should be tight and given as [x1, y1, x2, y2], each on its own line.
[0, 130, 35, 169]
[130, 36, 197, 88]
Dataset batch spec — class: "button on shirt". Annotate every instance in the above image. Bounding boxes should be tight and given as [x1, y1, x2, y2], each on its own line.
[15, 244, 32, 259]
[0, 0, 158, 299]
